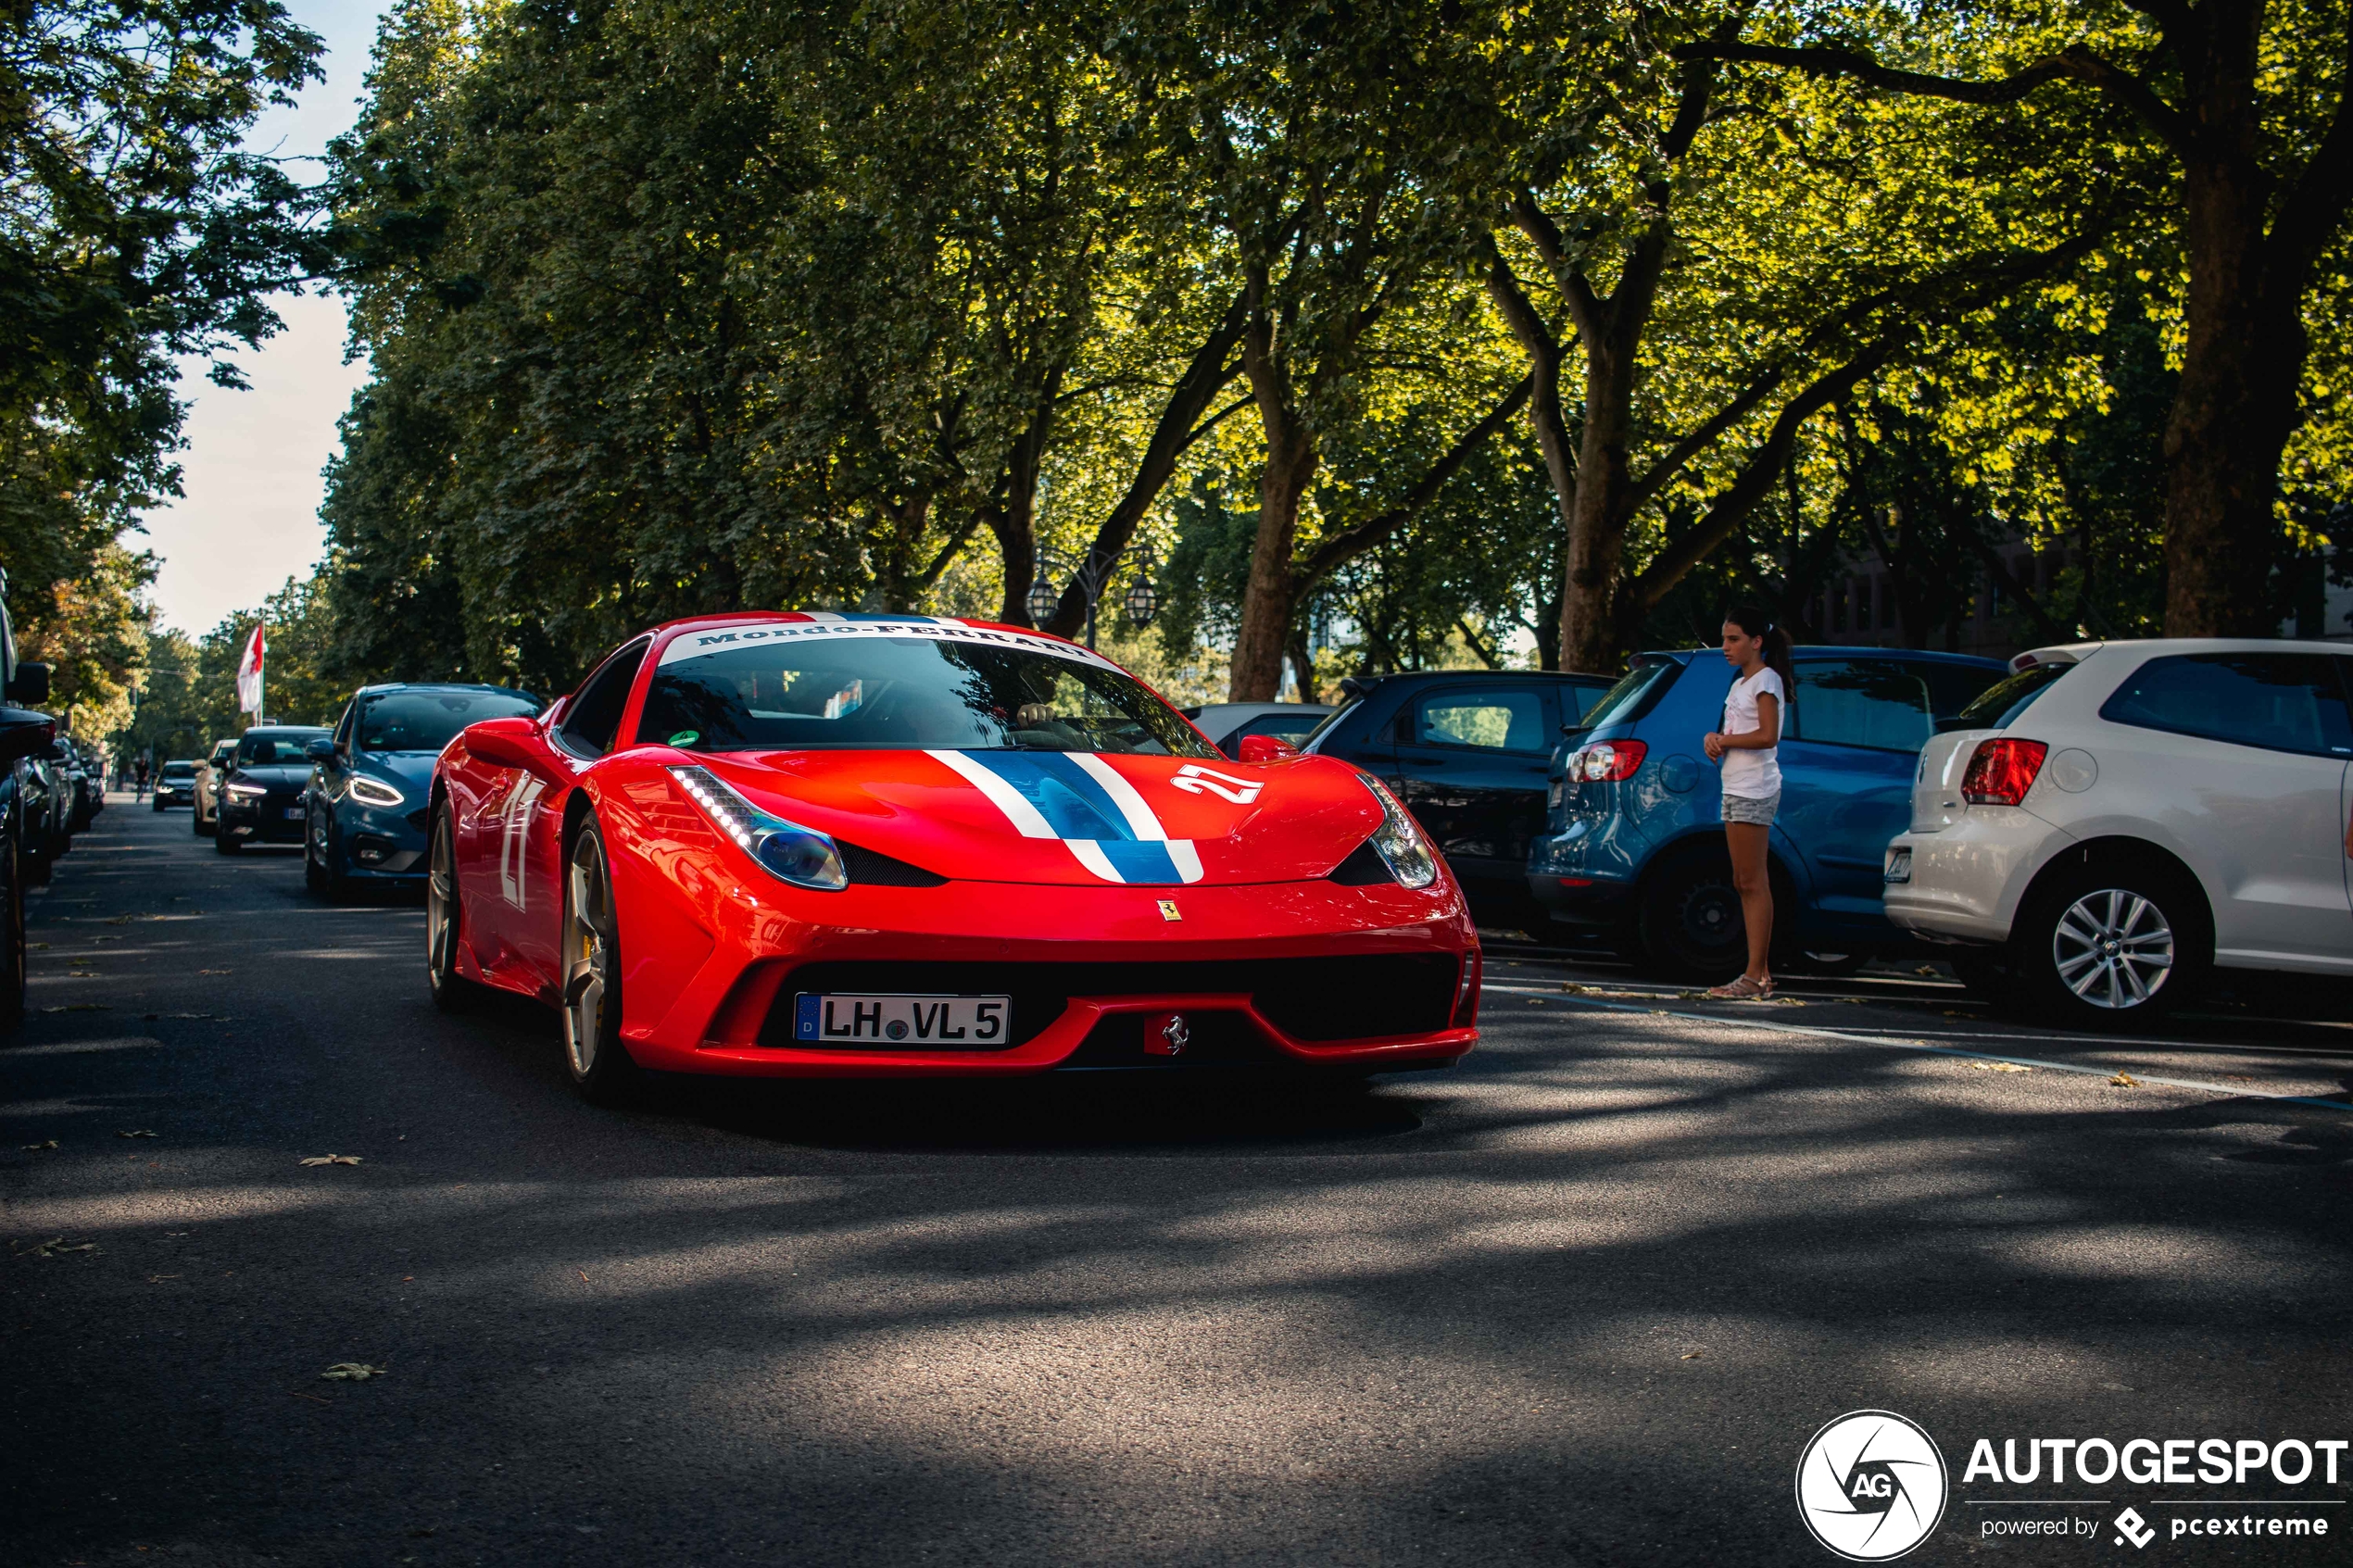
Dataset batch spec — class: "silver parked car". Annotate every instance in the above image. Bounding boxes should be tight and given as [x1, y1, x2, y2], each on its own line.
[1884, 638, 2353, 1027]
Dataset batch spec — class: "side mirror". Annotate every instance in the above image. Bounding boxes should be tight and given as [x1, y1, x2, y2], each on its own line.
[6, 662, 50, 705]
[42, 741, 66, 761]
[0, 708, 55, 764]
[459, 715, 549, 774]
[1238, 734, 1300, 763]
[305, 737, 335, 761]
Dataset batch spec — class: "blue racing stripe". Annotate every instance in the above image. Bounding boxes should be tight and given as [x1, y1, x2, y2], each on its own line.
[959, 752, 1134, 842]
[1090, 839, 1184, 883]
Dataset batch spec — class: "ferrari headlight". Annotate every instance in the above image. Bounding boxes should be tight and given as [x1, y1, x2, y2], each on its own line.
[224, 781, 269, 799]
[1357, 773, 1439, 889]
[347, 774, 405, 808]
[668, 765, 847, 892]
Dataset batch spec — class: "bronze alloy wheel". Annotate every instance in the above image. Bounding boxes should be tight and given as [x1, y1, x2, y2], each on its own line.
[560, 818, 644, 1105]
[425, 803, 475, 1012]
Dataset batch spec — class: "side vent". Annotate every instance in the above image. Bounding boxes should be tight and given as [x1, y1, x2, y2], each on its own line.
[1326, 840, 1394, 885]
[838, 840, 949, 886]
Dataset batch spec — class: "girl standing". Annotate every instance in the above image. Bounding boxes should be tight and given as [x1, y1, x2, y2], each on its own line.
[1702, 608, 1793, 998]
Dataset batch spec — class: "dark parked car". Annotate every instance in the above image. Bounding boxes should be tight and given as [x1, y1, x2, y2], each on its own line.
[215, 727, 332, 853]
[1301, 669, 1618, 922]
[153, 759, 198, 810]
[192, 736, 235, 835]
[0, 573, 55, 1025]
[1527, 646, 2004, 978]
[305, 683, 541, 896]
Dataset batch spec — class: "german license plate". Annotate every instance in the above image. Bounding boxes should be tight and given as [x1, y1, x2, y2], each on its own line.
[792, 993, 1011, 1047]
[1883, 848, 1911, 884]
[283, 806, 305, 821]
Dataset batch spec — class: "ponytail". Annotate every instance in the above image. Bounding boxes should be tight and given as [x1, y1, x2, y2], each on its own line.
[1725, 605, 1795, 696]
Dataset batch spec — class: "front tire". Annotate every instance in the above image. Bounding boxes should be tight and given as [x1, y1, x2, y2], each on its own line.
[425, 801, 485, 1013]
[305, 806, 346, 898]
[151, 794, 165, 812]
[561, 817, 645, 1106]
[2013, 861, 2204, 1030]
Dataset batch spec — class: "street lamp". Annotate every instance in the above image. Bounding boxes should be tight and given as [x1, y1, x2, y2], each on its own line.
[1029, 540, 1161, 648]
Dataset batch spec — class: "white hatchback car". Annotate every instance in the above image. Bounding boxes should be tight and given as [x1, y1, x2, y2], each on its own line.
[1883, 638, 2353, 1027]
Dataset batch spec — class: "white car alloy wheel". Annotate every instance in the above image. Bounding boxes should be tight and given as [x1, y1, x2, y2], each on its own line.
[2051, 887, 2175, 1010]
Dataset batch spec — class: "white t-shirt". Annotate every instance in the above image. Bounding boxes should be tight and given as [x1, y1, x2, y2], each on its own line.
[1720, 667, 1785, 798]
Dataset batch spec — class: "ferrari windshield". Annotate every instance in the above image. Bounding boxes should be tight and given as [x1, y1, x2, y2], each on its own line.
[358, 691, 539, 753]
[637, 630, 1215, 757]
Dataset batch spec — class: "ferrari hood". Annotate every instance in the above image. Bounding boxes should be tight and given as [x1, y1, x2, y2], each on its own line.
[696, 748, 1385, 887]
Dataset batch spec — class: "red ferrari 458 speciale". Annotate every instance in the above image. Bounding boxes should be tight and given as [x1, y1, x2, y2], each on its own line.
[426, 611, 1479, 1100]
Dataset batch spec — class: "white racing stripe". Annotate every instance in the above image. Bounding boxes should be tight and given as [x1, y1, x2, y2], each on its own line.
[925, 748, 1056, 838]
[1068, 754, 1167, 841]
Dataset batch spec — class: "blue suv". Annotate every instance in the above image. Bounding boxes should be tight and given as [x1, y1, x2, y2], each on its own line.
[305, 683, 540, 897]
[1529, 646, 2004, 978]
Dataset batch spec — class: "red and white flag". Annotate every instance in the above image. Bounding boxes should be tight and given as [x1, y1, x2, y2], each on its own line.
[234, 623, 266, 716]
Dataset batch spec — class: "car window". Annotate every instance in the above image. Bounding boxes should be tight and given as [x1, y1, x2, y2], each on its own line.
[1919, 662, 2005, 718]
[1954, 663, 2070, 730]
[359, 691, 539, 752]
[560, 639, 652, 759]
[162, 764, 195, 780]
[2100, 653, 2353, 758]
[235, 732, 326, 765]
[1790, 660, 1933, 752]
[1412, 687, 1549, 753]
[1558, 681, 1609, 723]
[1298, 698, 1360, 753]
[634, 629, 1214, 757]
[1577, 658, 1680, 732]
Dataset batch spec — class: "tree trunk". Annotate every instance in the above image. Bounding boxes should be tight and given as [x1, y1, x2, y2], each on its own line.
[2160, 159, 2304, 635]
[1559, 338, 1636, 673]
[1231, 420, 1315, 700]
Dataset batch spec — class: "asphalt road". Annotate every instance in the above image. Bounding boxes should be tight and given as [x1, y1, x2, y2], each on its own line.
[5, 797, 2350, 1566]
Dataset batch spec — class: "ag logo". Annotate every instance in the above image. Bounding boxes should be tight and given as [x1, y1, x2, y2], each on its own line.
[1795, 1410, 1947, 1561]
[1169, 764, 1262, 804]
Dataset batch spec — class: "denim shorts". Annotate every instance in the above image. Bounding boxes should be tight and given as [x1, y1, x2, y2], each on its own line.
[1722, 790, 1780, 826]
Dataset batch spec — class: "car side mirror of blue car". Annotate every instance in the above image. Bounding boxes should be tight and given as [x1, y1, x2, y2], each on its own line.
[305, 737, 335, 761]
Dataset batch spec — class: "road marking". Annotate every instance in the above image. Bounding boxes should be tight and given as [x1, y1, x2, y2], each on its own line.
[1480, 982, 2353, 1111]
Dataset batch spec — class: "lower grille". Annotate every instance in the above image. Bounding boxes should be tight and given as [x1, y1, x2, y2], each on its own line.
[759, 953, 1460, 1050]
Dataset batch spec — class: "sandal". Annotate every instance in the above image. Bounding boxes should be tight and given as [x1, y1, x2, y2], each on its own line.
[1705, 973, 1775, 1000]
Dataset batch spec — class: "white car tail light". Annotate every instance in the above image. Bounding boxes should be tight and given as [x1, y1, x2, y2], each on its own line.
[1960, 739, 2048, 806]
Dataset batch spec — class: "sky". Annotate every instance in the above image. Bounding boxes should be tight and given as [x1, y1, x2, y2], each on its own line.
[139, 0, 396, 639]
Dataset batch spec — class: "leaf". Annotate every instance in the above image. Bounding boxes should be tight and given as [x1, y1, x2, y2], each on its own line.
[20, 1140, 58, 1150]
[320, 1362, 388, 1381]
[117, 1129, 157, 1138]
[299, 1154, 362, 1166]
[1680, 1349, 1705, 1360]
[2108, 1072, 2139, 1088]
[1970, 1060, 2031, 1073]
[14, 1237, 98, 1259]
[40, 1004, 109, 1013]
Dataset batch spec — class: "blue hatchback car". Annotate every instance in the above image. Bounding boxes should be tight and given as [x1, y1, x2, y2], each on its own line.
[1528, 646, 2004, 978]
[304, 683, 540, 897]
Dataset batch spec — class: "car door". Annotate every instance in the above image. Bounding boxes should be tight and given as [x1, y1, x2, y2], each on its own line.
[466, 640, 647, 989]
[2096, 651, 2353, 967]
[1389, 683, 1558, 885]
[1778, 659, 1938, 927]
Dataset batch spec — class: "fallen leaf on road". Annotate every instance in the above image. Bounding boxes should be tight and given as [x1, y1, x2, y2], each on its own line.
[1680, 1350, 1705, 1360]
[1942, 1010, 1969, 1018]
[117, 1129, 157, 1138]
[14, 1237, 98, 1259]
[27, 942, 45, 949]
[1523, 998, 1546, 1006]
[197, 969, 231, 975]
[321, 1362, 387, 1381]
[1557, 983, 1588, 993]
[103, 915, 133, 925]
[1649, 1009, 1668, 1016]
[146, 1274, 180, 1283]
[40, 1004, 108, 1012]
[20, 1140, 57, 1150]
[1915, 965, 1941, 976]
[299, 1154, 362, 1166]
[2109, 1072, 2140, 1088]
[1769, 997, 1805, 1007]
[1971, 1061, 2032, 1073]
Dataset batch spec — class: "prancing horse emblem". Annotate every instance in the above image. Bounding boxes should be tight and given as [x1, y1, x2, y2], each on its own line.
[1158, 1014, 1189, 1056]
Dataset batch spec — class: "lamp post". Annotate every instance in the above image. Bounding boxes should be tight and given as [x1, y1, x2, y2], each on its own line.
[1026, 540, 1160, 648]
